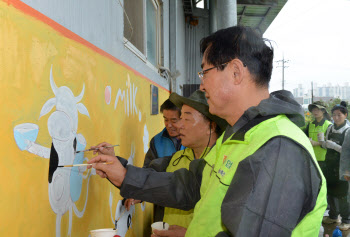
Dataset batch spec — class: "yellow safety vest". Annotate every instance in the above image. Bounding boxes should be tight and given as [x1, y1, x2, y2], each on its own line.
[163, 147, 210, 228]
[186, 115, 327, 236]
[308, 119, 332, 161]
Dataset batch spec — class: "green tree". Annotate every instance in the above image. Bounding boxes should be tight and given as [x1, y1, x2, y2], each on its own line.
[325, 98, 342, 114]
[324, 98, 350, 116]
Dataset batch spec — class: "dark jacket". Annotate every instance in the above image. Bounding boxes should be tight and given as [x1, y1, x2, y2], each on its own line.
[143, 128, 185, 168]
[119, 90, 322, 236]
[324, 122, 350, 197]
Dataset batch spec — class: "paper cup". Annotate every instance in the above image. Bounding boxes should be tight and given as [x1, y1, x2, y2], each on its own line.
[90, 228, 118, 237]
[317, 132, 325, 142]
[151, 221, 169, 233]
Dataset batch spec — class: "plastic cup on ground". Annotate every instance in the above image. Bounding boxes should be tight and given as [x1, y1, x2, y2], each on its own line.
[151, 221, 169, 233]
[90, 228, 118, 237]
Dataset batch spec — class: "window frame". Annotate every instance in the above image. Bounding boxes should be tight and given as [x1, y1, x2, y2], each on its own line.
[123, 0, 162, 72]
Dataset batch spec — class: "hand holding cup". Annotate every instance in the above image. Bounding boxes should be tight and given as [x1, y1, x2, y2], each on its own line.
[151, 224, 186, 237]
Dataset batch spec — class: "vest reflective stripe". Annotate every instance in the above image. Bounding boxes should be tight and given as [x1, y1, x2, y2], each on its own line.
[186, 115, 327, 237]
[308, 120, 332, 161]
[163, 148, 210, 228]
[154, 128, 184, 158]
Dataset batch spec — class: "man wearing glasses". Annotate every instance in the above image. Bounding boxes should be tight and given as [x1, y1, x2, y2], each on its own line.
[89, 26, 327, 237]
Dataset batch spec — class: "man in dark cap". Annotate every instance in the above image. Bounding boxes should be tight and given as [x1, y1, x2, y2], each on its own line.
[91, 90, 226, 234]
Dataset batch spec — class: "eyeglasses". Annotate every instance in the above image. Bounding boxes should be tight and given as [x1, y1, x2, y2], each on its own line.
[197, 61, 231, 80]
[197, 60, 246, 80]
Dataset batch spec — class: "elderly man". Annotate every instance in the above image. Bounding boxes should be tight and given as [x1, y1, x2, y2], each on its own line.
[125, 90, 227, 230]
[89, 26, 326, 237]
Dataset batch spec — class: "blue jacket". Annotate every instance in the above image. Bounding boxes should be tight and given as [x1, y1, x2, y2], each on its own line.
[143, 128, 185, 168]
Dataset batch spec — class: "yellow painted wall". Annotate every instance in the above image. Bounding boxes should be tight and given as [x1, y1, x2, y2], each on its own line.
[0, 1, 168, 236]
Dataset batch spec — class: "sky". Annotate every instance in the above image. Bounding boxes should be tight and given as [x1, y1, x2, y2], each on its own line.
[263, 0, 350, 93]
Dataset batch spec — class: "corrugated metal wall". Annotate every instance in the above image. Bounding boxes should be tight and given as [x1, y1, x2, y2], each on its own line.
[185, 11, 209, 85]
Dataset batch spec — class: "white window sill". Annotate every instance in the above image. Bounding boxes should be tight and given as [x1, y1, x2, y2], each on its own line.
[123, 38, 159, 74]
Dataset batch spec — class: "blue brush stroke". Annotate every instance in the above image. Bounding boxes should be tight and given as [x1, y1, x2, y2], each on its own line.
[70, 138, 85, 202]
[14, 129, 39, 151]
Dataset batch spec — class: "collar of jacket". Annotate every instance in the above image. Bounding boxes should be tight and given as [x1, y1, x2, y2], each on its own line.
[161, 127, 171, 138]
[224, 115, 277, 142]
[222, 90, 304, 143]
[312, 118, 326, 126]
[334, 121, 349, 131]
[161, 127, 181, 145]
[172, 147, 211, 167]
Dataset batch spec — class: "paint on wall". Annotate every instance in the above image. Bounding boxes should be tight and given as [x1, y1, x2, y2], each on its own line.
[0, 1, 168, 236]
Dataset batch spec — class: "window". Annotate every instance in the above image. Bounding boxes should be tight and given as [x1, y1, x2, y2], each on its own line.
[123, 0, 162, 68]
[196, 0, 205, 9]
[124, 0, 144, 54]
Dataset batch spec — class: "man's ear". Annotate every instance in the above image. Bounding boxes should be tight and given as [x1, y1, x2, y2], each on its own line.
[230, 59, 246, 85]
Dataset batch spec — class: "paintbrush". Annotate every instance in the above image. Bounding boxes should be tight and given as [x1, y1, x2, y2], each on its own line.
[76, 145, 119, 153]
[58, 162, 113, 168]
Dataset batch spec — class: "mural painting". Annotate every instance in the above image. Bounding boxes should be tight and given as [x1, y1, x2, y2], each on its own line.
[0, 1, 168, 236]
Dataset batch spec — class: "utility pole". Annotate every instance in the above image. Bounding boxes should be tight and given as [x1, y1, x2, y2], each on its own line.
[276, 56, 290, 90]
[311, 81, 314, 103]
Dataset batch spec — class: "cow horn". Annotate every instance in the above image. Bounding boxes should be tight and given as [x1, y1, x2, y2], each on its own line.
[50, 65, 58, 96]
[75, 84, 85, 103]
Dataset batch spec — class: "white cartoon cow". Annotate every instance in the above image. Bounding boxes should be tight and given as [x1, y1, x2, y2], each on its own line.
[107, 144, 147, 237]
[13, 65, 95, 237]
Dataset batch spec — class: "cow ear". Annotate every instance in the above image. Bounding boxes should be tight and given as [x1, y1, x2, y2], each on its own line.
[39, 98, 56, 119]
[77, 103, 90, 118]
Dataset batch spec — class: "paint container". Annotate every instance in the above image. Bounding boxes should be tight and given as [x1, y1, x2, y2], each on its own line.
[90, 228, 118, 237]
[151, 221, 169, 233]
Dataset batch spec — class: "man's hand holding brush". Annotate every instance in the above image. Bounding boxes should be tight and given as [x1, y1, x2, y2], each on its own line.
[90, 142, 116, 156]
[87, 155, 127, 186]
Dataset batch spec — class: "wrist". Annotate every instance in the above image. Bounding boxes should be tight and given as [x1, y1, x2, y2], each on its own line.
[108, 168, 127, 188]
[120, 167, 127, 184]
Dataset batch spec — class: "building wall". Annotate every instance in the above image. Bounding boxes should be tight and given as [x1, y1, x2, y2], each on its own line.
[19, 0, 187, 91]
[175, 0, 187, 93]
[185, 9, 210, 86]
[0, 0, 177, 236]
[163, 0, 170, 69]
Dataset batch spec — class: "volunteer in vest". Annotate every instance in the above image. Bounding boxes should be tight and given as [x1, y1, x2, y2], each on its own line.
[125, 90, 227, 231]
[88, 26, 327, 237]
[305, 101, 332, 173]
[321, 101, 350, 230]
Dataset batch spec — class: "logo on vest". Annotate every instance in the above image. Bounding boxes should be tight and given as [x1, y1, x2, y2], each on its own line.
[218, 169, 226, 177]
[225, 160, 233, 169]
[223, 155, 227, 164]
